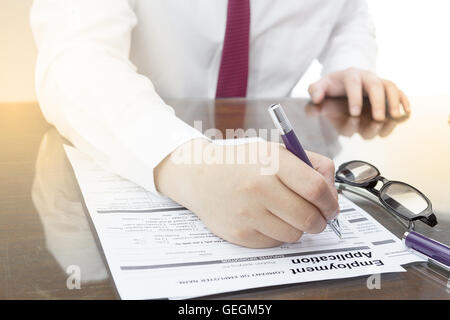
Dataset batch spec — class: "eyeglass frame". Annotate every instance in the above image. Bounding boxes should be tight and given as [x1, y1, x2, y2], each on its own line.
[334, 160, 438, 229]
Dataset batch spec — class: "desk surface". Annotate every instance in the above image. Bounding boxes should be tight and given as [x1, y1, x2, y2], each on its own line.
[0, 97, 449, 299]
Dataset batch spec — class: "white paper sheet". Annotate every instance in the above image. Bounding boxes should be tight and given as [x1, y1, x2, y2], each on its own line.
[64, 143, 424, 300]
[337, 196, 425, 266]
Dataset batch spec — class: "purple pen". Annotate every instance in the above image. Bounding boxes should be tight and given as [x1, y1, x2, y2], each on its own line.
[268, 104, 342, 238]
[403, 231, 450, 270]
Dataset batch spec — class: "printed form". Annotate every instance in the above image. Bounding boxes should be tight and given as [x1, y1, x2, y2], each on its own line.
[64, 144, 424, 299]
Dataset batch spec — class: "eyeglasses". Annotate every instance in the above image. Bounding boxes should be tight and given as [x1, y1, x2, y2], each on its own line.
[335, 160, 437, 229]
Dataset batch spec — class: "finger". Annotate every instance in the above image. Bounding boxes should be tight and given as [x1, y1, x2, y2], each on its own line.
[260, 179, 328, 234]
[304, 102, 322, 117]
[306, 151, 337, 199]
[334, 116, 361, 137]
[378, 119, 398, 137]
[320, 99, 349, 117]
[308, 78, 329, 104]
[383, 80, 401, 118]
[359, 119, 384, 140]
[230, 229, 283, 249]
[362, 74, 386, 121]
[253, 209, 305, 243]
[344, 71, 363, 116]
[277, 148, 339, 220]
[399, 90, 411, 114]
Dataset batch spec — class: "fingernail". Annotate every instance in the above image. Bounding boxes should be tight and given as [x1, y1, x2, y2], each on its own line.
[350, 105, 361, 116]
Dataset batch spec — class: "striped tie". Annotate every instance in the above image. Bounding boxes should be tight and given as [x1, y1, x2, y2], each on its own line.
[215, 0, 251, 98]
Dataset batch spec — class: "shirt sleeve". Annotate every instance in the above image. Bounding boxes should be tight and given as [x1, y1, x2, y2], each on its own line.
[318, 0, 377, 76]
[30, 0, 206, 193]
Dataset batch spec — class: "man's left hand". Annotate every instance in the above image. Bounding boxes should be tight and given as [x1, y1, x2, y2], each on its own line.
[308, 68, 410, 121]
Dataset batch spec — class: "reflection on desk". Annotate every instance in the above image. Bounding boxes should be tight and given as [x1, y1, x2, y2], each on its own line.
[32, 128, 108, 284]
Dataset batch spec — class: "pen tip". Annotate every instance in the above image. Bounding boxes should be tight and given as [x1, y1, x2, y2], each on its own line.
[328, 220, 342, 239]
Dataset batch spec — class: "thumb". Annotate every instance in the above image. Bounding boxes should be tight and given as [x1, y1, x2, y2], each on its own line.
[308, 78, 329, 104]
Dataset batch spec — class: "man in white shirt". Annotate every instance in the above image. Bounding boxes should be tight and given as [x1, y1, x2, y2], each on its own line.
[30, 0, 409, 248]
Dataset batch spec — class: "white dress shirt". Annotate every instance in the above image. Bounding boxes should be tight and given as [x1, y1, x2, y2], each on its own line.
[30, 0, 376, 192]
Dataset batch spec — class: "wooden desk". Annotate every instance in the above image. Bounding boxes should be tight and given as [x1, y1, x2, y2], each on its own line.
[0, 98, 449, 299]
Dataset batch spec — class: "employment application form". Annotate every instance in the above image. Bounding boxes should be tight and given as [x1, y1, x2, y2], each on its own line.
[64, 144, 423, 299]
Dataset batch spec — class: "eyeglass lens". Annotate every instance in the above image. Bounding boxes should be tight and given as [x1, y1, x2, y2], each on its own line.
[381, 183, 429, 215]
[337, 162, 379, 184]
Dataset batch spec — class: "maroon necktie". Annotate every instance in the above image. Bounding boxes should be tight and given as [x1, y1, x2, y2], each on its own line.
[215, 0, 250, 98]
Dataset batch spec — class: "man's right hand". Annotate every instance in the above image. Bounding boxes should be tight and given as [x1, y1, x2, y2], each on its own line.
[154, 139, 339, 248]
